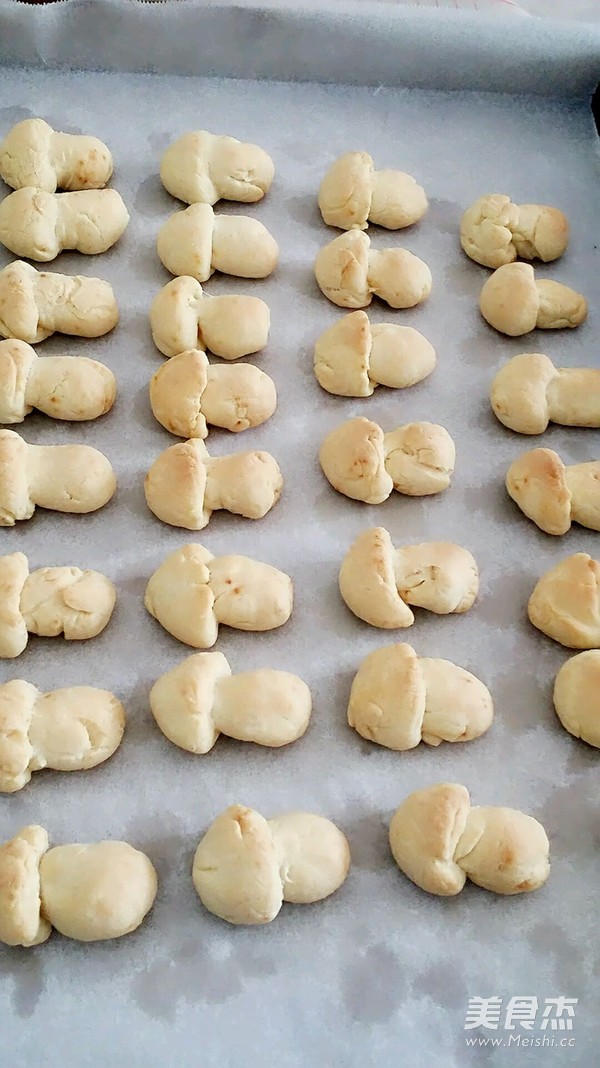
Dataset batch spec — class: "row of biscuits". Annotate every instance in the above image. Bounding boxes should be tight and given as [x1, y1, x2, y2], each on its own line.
[3, 641, 598, 795]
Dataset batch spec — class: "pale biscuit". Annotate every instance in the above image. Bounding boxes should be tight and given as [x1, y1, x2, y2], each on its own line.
[0, 680, 125, 793]
[160, 130, 274, 206]
[320, 417, 454, 503]
[144, 543, 293, 649]
[0, 188, 128, 261]
[0, 339, 116, 424]
[506, 447, 600, 535]
[192, 805, 349, 924]
[461, 193, 569, 268]
[144, 438, 282, 530]
[490, 352, 600, 434]
[348, 644, 493, 750]
[313, 311, 435, 398]
[315, 230, 431, 309]
[480, 263, 586, 337]
[553, 650, 600, 748]
[0, 429, 115, 525]
[0, 551, 116, 659]
[528, 553, 600, 649]
[0, 118, 113, 192]
[318, 151, 427, 230]
[339, 527, 478, 628]
[150, 276, 270, 360]
[157, 203, 278, 281]
[0, 260, 118, 343]
[149, 348, 276, 438]
[150, 651, 310, 753]
[389, 783, 550, 896]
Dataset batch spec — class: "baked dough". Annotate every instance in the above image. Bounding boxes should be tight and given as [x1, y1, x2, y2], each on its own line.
[318, 151, 427, 230]
[0, 680, 125, 793]
[460, 193, 569, 268]
[0, 551, 116, 659]
[160, 130, 274, 206]
[150, 276, 270, 360]
[150, 651, 310, 753]
[314, 311, 436, 397]
[320, 417, 454, 503]
[0, 429, 116, 525]
[348, 643, 492, 749]
[490, 352, 600, 434]
[192, 805, 349, 925]
[480, 263, 587, 336]
[0, 118, 113, 192]
[0, 260, 119, 343]
[339, 527, 478, 628]
[0, 188, 129, 261]
[389, 782, 550, 896]
[506, 447, 600, 535]
[149, 348, 276, 438]
[0, 825, 156, 946]
[145, 543, 293, 648]
[314, 231, 432, 309]
[0, 339, 116, 424]
[157, 204, 278, 281]
[553, 650, 600, 748]
[528, 553, 600, 649]
[144, 438, 282, 530]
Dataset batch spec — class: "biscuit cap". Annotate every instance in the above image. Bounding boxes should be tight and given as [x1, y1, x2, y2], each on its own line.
[149, 651, 230, 753]
[339, 527, 414, 628]
[480, 262, 540, 336]
[389, 783, 470, 895]
[318, 151, 373, 230]
[0, 680, 36, 792]
[0, 824, 51, 946]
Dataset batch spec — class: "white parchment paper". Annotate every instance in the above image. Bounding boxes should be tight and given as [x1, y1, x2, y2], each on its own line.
[0, 5, 600, 1066]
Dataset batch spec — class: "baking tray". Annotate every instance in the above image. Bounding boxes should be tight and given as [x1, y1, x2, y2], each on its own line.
[0, 2, 599, 1065]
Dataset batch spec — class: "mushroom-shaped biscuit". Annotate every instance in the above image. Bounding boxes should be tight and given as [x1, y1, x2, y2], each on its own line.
[528, 553, 600, 649]
[0, 339, 116, 424]
[0, 824, 157, 945]
[0, 118, 113, 193]
[145, 543, 293, 649]
[192, 805, 350, 925]
[460, 193, 569, 269]
[348, 644, 493, 750]
[315, 231, 432, 310]
[339, 527, 479, 628]
[318, 151, 427, 231]
[150, 276, 270, 360]
[313, 310, 436, 397]
[149, 349, 276, 439]
[320, 417, 455, 503]
[506, 447, 600, 535]
[0, 551, 116, 659]
[157, 204, 278, 281]
[150, 651, 311, 754]
[0, 825, 51, 946]
[480, 263, 587, 337]
[553, 650, 600, 748]
[0, 679, 125, 793]
[0, 429, 116, 525]
[490, 353, 600, 435]
[389, 783, 550, 897]
[144, 438, 282, 530]
[0, 260, 118, 344]
[160, 130, 274, 206]
[0, 188, 129, 261]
